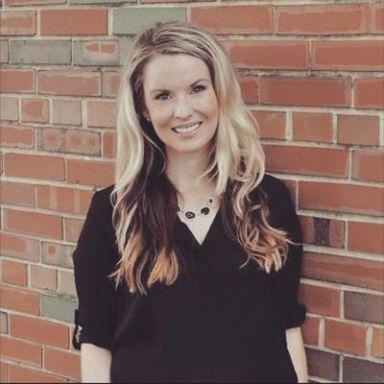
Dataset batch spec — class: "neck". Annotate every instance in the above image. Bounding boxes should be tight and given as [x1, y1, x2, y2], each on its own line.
[165, 149, 213, 196]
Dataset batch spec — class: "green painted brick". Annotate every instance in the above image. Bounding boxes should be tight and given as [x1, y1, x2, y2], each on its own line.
[10, 40, 71, 65]
[70, 0, 133, 4]
[41, 294, 78, 324]
[113, 8, 187, 35]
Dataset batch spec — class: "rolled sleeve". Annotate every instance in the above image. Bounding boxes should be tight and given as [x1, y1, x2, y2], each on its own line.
[263, 176, 307, 330]
[73, 187, 119, 349]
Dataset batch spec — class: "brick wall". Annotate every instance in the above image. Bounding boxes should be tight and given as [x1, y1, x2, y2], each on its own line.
[0, 0, 383, 382]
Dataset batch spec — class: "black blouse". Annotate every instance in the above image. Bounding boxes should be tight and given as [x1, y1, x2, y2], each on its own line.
[73, 174, 306, 383]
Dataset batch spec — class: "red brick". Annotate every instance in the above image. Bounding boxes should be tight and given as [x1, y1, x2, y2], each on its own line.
[0, 285, 39, 315]
[352, 150, 384, 183]
[0, 232, 39, 261]
[260, 77, 351, 107]
[372, 328, 384, 358]
[299, 181, 383, 216]
[41, 9, 107, 36]
[238, 76, 259, 104]
[0, 11, 36, 36]
[301, 316, 320, 346]
[264, 145, 348, 177]
[302, 252, 384, 290]
[1, 259, 28, 287]
[225, 40, 308, 70]
[66, 158, 115, 187]
[0, 40, 9, 64]
[39, 127, 64, 152]
[21, 97, 49, 123]
[102, 71, 121, 97]
[0, 181, 35, 207]
[10, 314, 69, 348]
[312, 40, 384, 71]
[4, 153, 65, 181]
[348, 222, 384, 255]
[371, 3, 384, 33]
[292, 112, 333, 143]
[253, 110, 285, 140]
[44, 347, 81, 380]
[0, 123, 34, 149]
[1, 362, 10, 383]
[39, 70, 101, 97]
[277, 4, 369, 35]
[325, 319, 366, 355]
[64, 217, 84, 243]
[4, 209, 62, 240]
[102, 131, 117, 158]
[299, 283, 340, 316]
[5, 0, 65, 4]
[0, 336, 41, 365]
[36, 185, 93, 215]
[52, 98, 82, 126]
[0, 69, 34, 93]
[9, 364, 66, 383]
[30, 265, 57, 291]
[355, 77, 384, 110]
[337, 115, 379, 146]
[191, 5, 272, 34]
[65, 129, 100, 155]
[86, 100, 117, 128]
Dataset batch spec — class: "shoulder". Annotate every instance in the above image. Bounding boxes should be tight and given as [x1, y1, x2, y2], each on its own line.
[89, 184, 114, 217]
[258, 174, 301, 239]
[259, 173, 290, 199]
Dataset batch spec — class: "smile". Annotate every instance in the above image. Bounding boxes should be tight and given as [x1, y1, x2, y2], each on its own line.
[171, 122, 201, 135]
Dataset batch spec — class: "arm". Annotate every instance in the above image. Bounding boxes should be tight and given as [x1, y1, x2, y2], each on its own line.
[81, 343, 112, 383]
[286, 327, 308, 383]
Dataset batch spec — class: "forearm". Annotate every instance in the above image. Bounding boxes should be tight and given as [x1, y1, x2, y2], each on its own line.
[81, 343, 112, 383]
[286, 327, 308, 383]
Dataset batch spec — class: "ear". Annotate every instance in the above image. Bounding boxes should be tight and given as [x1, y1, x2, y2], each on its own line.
[142, 107, 150, 122]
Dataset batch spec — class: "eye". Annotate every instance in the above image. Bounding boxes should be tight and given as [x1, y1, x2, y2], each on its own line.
[154, 92, 170, 101]
[192, 85, 206, 94]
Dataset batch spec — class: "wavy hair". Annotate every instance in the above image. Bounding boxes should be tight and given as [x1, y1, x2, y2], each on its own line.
[112, 22, 289, 294]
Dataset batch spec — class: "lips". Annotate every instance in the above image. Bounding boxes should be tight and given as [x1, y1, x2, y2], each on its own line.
[171, 122, 201, 135]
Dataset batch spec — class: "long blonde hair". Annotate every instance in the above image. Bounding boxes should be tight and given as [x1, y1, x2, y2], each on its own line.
[112, 22, 289, 294]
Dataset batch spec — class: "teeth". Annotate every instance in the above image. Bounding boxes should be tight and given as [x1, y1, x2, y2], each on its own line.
[173, 123, 200, 134]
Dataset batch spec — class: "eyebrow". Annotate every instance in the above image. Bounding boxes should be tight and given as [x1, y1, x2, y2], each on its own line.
[150, 78, 209, 95]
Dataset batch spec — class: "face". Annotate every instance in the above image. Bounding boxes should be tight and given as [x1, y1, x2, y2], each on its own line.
[142, 54, 219, 159]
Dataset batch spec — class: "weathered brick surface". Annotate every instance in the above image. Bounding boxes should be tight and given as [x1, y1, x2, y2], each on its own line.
[113, 8, 187, 35]
[306, 348, 340, 381]
[343, 357, 384, 383]
[344, 291, 384, 324]
[10, 40, 71, 65]
[1, 2, 383, 383]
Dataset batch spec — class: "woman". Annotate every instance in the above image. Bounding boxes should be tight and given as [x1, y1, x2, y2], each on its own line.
[73, 22, 308, 383]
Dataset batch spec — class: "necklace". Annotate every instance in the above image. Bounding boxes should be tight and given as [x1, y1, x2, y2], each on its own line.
[177, 196, 217, 220]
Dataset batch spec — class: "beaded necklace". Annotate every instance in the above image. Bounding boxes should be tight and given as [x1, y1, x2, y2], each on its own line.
[177, 196, 217, 220]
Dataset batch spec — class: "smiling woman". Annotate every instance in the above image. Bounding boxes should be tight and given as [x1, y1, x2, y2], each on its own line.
[142, 54, 219, 158]
[72, 22, 308, 383]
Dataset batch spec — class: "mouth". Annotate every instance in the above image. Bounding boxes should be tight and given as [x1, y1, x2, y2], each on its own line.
[171, 122, 202, 135]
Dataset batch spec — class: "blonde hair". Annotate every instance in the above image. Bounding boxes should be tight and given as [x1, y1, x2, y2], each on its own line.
[112, 22, 289, 294]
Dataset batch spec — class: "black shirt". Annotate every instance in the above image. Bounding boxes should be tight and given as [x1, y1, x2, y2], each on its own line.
[73, 174, 306, 383]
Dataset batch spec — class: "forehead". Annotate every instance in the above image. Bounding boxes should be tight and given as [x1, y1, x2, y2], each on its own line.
[142, 54, 211, 90]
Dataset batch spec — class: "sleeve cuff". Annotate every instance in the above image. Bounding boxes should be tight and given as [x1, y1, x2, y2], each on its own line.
[284, 303, 306, 329]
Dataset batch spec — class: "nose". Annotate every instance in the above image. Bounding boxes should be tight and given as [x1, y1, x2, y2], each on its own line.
[173, 97, 193, 120]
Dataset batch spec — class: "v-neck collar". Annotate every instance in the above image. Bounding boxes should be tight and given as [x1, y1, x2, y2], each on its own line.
[175, 207, 221, 250]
